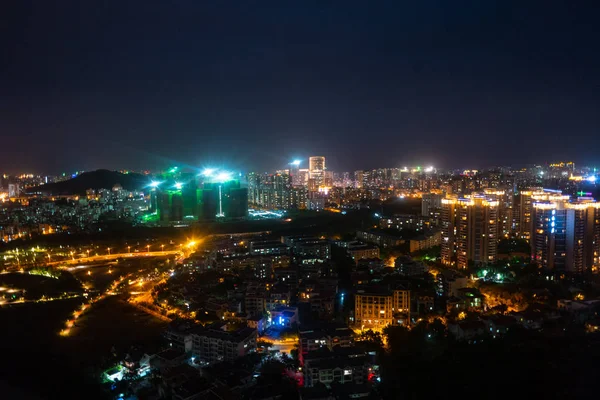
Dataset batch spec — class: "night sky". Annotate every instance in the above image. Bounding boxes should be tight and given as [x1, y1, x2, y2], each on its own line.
[3, 1, 600, 174]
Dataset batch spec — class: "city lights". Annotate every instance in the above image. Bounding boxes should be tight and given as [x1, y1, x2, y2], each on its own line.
[201, 168, 216, 177]
[215, 171, 232, 183]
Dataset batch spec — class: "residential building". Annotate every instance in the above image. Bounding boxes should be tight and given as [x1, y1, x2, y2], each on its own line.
[421, 193, 443, 218]
[436, 269, 468, 297]
[354, 287, 410, 329]
[409, 230, 442, 252]
[441, 194, 500, 269]
[531, 196, 600, 274]
[346, 243, 380, 264]
[303, 347, 371, 389]
[356, 229, 405, 248]
[309, 156, 326, 189]
[190, 326, 257, 364]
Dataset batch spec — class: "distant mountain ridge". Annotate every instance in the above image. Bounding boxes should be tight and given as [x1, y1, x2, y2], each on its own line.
[27, 169, 149, 195]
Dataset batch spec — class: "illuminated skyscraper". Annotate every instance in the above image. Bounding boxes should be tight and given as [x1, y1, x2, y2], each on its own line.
[8, 183, 20, 198]
[441, 194, 499, 269]
[532, 197, 600, 274]
[483, 188, 514, 238]
[289, 160, 304, 187]
[422, 193, 443, 217]
[309, 156, 325, 189]
[441, 197, 458, 266]
[516, 188, 546, 240]
[247, 172, 305, 210]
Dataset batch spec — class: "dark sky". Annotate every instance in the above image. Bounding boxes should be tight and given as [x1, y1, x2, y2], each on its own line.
[2, 1, 600, 174]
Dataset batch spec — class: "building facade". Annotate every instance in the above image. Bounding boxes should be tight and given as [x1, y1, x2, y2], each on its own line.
[531, 197, 600, 274]
[354, 288, 410, 329]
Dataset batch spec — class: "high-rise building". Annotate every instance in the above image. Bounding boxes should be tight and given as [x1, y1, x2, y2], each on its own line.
[516, 188, 547, 240]
[421, 193, 443, 217]
[441, 194, 500, 269]
[8, 183, 20, 198]
[247, 172, 306, 210]
[354, 170, 364, 189]
[483, 188, 514, 238]
[201, 179, 248, 220]
[441, 196, 458, 266]
[290, 160, 303, 187]
[531, 197, 600, 274]
[309, 156, 326, 189]
[157, 190, 183, 222]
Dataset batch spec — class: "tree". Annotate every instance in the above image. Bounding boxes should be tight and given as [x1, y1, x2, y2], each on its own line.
[258, 360, 287, 385]
[257, 339, 274, 350]
[356, 329, 384, 352]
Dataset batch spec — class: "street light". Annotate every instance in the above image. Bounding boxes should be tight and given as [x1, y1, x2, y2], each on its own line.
[87, 249, 90, 258]
[161, 244, 165, 252]
[128, 246, 131, 254]
[107, 247, 111, 255]
[147, 244, 150, 253]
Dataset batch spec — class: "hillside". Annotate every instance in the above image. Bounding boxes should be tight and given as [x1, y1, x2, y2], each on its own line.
[27, 170, 149, 195]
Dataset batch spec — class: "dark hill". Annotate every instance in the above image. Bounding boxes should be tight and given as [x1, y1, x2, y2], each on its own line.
[27, 169, 150, 195]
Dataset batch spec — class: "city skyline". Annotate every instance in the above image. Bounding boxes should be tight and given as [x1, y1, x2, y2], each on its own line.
[4, 3, 600, 399]
[3, 1, 600, 173]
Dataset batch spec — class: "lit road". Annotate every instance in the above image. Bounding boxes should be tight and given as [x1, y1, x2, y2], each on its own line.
[272, 341, 296, 355]
[48, 251, 183, 268]
[263, 337, 298, 355]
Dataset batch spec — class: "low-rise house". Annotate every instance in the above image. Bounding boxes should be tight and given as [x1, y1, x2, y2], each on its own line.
[270, 306, 299, 328]
[481, 315, 516, 337]
[448, 321, 486, 341]
[190, 326, 257, 365]
[299, 323, 354, 362]
[151, 349, 189, 372]
[511, 310, 544, 330]
[303, 347, 372, 388]
[409, 230, 442, 252]
[247, 315, 267, 334]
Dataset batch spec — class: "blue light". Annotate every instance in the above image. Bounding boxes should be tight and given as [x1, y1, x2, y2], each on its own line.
[149, 181, 161, 188]
[291, 160, 301, 166]
[551, 228, 555, 234]
[174, 182, 183, 189]
[586, 176, 597, 183]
